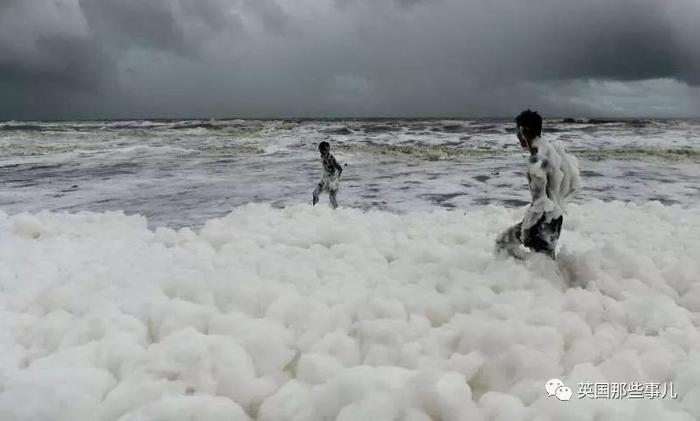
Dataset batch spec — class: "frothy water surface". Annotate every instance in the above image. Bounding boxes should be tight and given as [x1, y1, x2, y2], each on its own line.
[1, 118, 698, 227]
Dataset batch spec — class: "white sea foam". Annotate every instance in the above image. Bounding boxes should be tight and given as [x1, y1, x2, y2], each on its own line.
[0, 201, 698, 420]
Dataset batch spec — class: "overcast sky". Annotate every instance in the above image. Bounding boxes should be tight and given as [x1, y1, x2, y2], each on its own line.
[1, 0, 699, 119]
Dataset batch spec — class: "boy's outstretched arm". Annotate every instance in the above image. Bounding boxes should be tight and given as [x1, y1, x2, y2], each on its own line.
[521, 159, 549, 242]
[333, 156, 343, 176]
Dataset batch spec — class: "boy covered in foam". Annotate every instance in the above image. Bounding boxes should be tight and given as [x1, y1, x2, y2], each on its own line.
[496, 110, 582, 259]
[312, 141, 343, 209]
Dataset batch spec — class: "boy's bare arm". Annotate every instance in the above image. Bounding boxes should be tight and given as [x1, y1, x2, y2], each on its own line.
[333, 156, 343, 175]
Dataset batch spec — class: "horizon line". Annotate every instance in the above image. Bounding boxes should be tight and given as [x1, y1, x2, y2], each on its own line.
[2, 115, 698, 123]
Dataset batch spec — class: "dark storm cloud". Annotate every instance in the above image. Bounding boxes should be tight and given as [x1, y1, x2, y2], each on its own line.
[0, 0, 698, 119]
[0, 1, 105, 90]
[335, 0, 695, 84]
[80, 0, 189, 54]
[78, 0, 243, 56]
[242, 0, 291, 36]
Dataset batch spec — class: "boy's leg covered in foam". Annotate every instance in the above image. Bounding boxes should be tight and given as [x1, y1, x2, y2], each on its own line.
[495, 222, 528, 260]
[328, 176, 339, 209]
[313, 176, 339, 208]
[329, 189, 338, 209]
[496, 216, 563, 259]
[312, 181, 323, 206]
[523, 216, 563, 259]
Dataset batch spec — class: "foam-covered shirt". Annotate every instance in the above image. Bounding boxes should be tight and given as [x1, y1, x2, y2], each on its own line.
[321, 153, 343, 178]
[522, 136, 582, 231]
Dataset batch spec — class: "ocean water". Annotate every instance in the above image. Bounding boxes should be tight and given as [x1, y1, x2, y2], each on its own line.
[1, 119, 700, 421]
[1, 118, 698, 227]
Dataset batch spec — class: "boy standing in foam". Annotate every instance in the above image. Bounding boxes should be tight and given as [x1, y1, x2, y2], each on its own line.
[496, 110, 581, 259]
[312, 141, 343, 209]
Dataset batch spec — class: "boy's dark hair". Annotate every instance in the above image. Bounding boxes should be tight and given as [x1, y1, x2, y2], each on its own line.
[318, 141, 330, 152]
[515, 110, 543, 137]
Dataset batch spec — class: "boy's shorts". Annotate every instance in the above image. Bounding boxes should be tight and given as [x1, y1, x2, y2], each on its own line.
[319, 175, 340, 192]
[518, 215, 563, 256]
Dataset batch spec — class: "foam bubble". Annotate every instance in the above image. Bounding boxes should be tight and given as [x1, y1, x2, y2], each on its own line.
[0, 202, 698, 420]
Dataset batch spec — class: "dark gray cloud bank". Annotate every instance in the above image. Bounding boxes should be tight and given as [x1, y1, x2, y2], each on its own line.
[1, 0, 699, 119]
